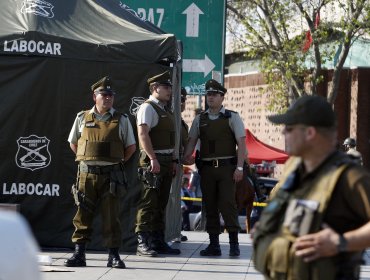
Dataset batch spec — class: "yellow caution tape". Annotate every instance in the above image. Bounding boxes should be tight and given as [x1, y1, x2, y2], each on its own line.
[181, 196, 267, 207]
[181, 197, 202, 202]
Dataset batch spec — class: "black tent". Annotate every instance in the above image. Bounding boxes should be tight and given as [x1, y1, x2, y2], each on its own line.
[0, 0, 179, 251]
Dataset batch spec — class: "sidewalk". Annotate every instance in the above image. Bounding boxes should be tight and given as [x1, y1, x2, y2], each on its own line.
[40, 231, 370, 280]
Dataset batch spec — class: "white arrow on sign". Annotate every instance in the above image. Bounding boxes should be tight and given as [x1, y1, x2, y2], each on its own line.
[182, 3, 204, 37]
[183, 54, 215, 77]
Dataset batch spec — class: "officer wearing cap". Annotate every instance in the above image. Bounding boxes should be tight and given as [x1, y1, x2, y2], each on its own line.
[66, 76, 136, 269]
[253, 95, 370, 280]
[183, 79, 247, 257]
[135, 70, 181, 257]
[343, 137, 363, 165]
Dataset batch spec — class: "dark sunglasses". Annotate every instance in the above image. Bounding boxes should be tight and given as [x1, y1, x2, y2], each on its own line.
[181, 97, 187, 103]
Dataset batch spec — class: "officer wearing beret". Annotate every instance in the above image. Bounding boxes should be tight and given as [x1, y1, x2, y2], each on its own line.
[183, 79, 247, 257]
[66, 76, 136, 269]
[253, 95, 370, 280]
[135, 70, 181, 256]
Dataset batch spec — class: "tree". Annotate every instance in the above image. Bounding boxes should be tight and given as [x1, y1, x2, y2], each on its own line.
[226, 0, 370, 110]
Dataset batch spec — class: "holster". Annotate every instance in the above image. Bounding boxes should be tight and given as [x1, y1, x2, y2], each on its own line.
[70, 183, 95, 213]
[109, 161, 127, 197]
[138, 167, 162, 189]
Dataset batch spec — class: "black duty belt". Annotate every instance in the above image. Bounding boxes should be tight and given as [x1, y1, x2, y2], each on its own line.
[202, 157, 237, 168]
[79, 163, 121, 174]
[155, 153, 173, 160]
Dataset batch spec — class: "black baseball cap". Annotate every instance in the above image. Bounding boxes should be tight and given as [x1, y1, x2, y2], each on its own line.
[268, 95, 336, 127]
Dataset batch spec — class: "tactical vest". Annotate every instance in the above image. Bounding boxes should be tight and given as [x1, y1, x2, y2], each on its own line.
[76, 111, 124, 162]
[199, 110, 236, 159]
[144, 101, 175, 150]
[254, 156, 357, 280]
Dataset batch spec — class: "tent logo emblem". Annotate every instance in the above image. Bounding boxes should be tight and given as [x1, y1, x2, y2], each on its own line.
[130, 97, 146, 115]
[21, 0, 55, 18]
[15, 135, 51, 171]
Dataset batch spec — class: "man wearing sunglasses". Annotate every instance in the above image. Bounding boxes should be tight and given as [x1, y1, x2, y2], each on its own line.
[183, 79, 247, 257]
[66, 76, 136, 269]
[253, 95, 370, 280]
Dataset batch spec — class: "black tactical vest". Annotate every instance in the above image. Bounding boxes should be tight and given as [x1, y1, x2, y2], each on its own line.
[199, 110, 236, 159]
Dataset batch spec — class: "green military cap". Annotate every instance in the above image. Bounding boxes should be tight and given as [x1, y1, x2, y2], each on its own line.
[91, 76, 115, 94]
[268, 95, 336, 127]
[147, 70, 172, 86]
[205, 79, 227, 95]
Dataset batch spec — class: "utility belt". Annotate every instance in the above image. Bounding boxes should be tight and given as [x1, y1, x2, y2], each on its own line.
[155, 153, 173, 161]
[79, 162, 121, 174]
[201, 157, 237, 168]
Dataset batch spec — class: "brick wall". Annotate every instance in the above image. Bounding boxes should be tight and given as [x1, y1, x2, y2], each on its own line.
[181, 69, 370, 173]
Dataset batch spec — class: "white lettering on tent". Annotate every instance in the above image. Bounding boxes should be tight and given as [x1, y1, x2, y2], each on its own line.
[136, 8, 164, 28]
[2, 182, 60, 196]
[3, 40, 62, 56]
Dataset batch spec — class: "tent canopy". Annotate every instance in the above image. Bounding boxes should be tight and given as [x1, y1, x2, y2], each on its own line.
[0, 0, 180, 251]
[246, 129, 289, 164]
[0, 0, 177, 63]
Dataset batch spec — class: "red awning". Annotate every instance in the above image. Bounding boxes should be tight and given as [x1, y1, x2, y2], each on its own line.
[246, 129, 289, 164]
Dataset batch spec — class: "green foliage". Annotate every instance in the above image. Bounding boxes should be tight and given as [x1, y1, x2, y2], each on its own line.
[227, 0, 370, 110]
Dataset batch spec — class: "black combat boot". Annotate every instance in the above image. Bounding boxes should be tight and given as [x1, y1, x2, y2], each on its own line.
[64, 243, 86, 267]
[200, 234, 221, 256]
[107, 248, 126, 269]
[136, 232, 158, 257]
[229, 232, 240, 257]
[150, 231, 181, 255]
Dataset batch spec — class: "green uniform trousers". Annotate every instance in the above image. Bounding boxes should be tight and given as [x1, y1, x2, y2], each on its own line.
[135, 156, 173, 233]
[200, 165, 240, 234]
[72, 171, 121, 248]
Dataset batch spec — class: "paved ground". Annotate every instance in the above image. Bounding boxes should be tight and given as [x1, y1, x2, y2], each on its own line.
[39, 231, 370, 280]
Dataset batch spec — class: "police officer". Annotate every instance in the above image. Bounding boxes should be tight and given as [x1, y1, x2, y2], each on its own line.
[65, 76, 136, 269]
[343, 137, 363, 165]
[135, 70, 181, 256]
[253, 95, 370, 280]
[183, 79, 247, 257]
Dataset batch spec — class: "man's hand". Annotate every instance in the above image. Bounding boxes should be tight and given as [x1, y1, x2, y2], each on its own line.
[293, 226, 340, 262]
[150, 158, 160, 174]
[233, 169, 243, 182]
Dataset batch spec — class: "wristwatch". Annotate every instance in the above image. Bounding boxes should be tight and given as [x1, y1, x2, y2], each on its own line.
[236, 166, 243, 171]
[337, 234, 348, 253]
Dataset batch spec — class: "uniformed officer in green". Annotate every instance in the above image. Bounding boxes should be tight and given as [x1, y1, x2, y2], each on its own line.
[65, 76, 136, 268]
[135, 70, 181, 256]
[183, 79, 247, 257]
[253, 95, 370, 280]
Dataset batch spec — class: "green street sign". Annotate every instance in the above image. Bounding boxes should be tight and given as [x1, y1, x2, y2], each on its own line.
[120, 0, 226, 95]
